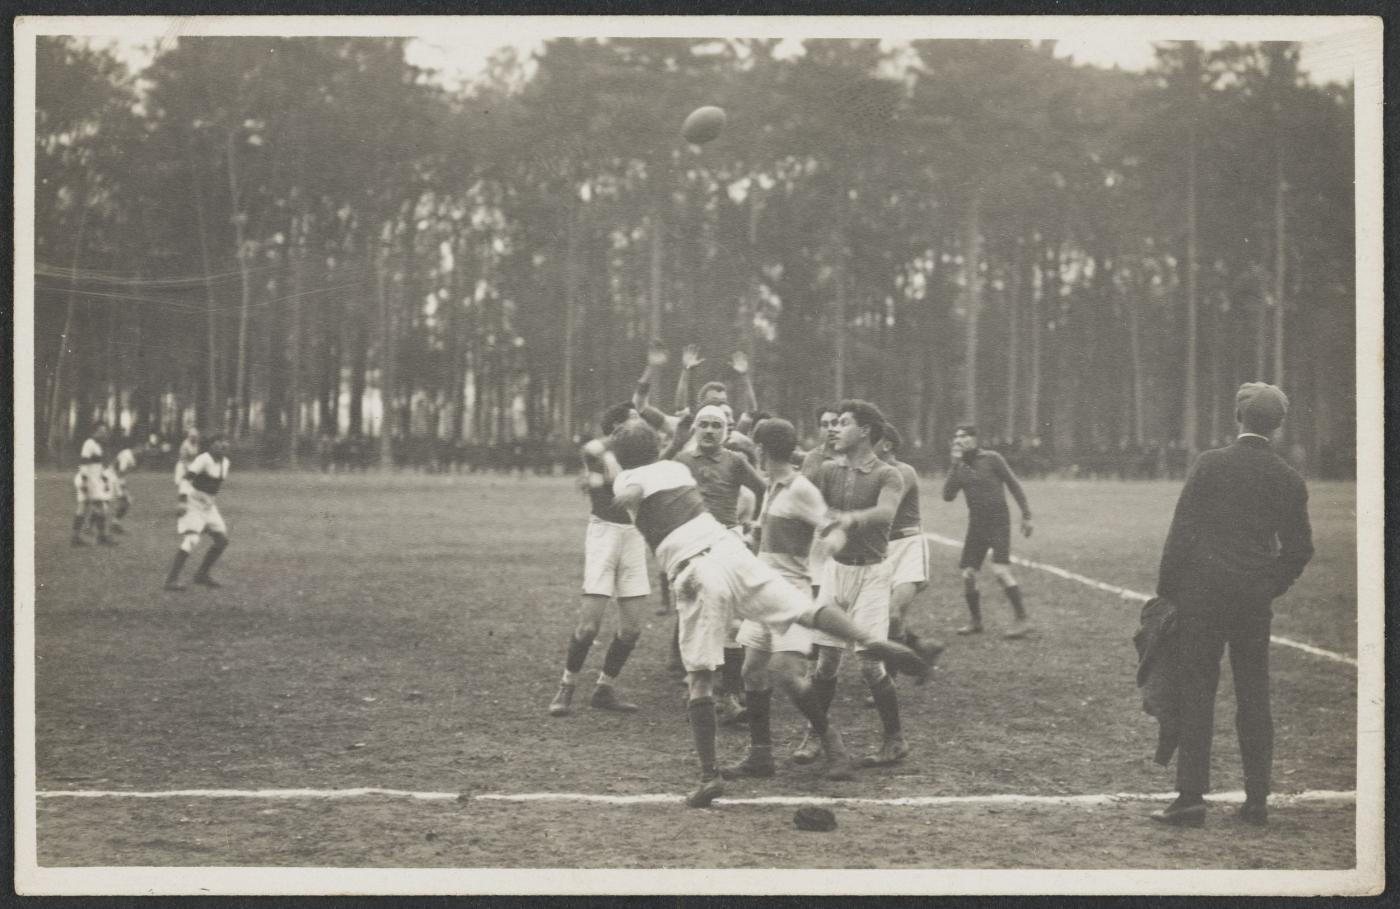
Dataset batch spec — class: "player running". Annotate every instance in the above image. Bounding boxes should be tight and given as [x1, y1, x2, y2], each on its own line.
[547, 401, 667, 717]
[105, 441, 138, 535]
[72, 422, 116, 546]
[164, 431, 232, 591]
[721, 417, 859, 782]
[942, 424, 1034, 638]
[608, 419, 929, 807]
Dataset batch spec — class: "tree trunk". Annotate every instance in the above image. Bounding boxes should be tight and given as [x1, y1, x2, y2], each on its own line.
[1029, 234, 1048, 440]
[288, 218, 305, 468]
[561, 201, 578, 443]
[962, 185, 984, 426]
[46, 199, 89, 458]
[1004, 233, 1024, 442]
[1273, 142, 1287, 434]
[649, 209, 664, 342]
[1126, 263, 1146, 446]
[188, 139, 221, 433]
[377, 218, 396, 468]
[1181, 48, 1201, 458]
[226, 129, 254, 440]
[832, 221, 848, 402]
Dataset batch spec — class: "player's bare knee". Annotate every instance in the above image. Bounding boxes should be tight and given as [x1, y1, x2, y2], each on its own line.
[687, 670, 715, 701]
[961, 567, 979, 590]
[616, 625, 642, 645]
[992, 564, 1016, 587]
[179, 534, 199, 554]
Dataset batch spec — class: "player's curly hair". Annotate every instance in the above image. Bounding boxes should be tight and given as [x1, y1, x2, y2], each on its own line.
[611, 421, 660, 470]
[814, 404, 839, 425]
[753, 418, 798, 462]
[837, 399, 886, 444]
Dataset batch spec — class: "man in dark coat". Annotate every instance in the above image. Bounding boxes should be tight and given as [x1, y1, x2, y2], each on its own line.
[1150, 382, 1314, 827]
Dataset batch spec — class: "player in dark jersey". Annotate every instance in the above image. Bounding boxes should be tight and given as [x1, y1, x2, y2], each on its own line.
[547, 401, 667, 717]
[795, 400, 933, 768]
[609, 419, 929, 807]
[942, 424, 1034, 638]
[675, 404, 768, 723]
[878, 425, 942, 683]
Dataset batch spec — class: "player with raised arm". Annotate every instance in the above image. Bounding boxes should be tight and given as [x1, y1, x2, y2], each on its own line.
[547, 400, 666, 717]
[164, 431, 232, 591]
[943, 424, 1034, 638]
[608, 419, 929, 807]
[721, 417, 858, 782]
[174, 427, 200, 491]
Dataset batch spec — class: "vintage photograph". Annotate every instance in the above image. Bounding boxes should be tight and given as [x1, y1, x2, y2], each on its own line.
[14, 14, 1383, 895]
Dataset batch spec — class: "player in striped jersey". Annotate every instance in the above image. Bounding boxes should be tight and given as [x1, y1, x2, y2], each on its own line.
[164, 432, 231, 591]
[721, 418, 858, 782]
[608, 420, 929, 807]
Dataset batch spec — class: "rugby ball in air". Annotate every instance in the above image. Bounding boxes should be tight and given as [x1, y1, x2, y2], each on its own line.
[681, 106, 727, 145]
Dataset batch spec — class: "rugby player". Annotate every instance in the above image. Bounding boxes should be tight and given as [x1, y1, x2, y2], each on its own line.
[609, 419, 928, 807]
[164, 431, 232, 590]
[722, 418, 858, 782]
[878, 425, 943, 681]
[942, 425, 1034, 638]
[796, 401, 928, 768]
[547, 401, 666, 717]
[105, 440, 138, 534]
[72, 422, 115, 546]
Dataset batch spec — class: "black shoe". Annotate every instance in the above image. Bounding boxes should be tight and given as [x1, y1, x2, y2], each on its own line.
[1150, 798, 1206, 827]
[720, 747, 775, 779]
[590, 684, 639, 713]
[908, 635, 945, 685]
[1238, 801, 1268, 826]
[685, 775, 724, 808]
[98, 536, 118, 547]
[548, 683, 576, 717]
[864, 639, 927, 678]
[955, 623, 983, 635]
[192, 574, 222, 588]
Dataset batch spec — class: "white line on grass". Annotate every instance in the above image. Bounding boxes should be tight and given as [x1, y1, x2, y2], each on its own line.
[36, 788, 1357, 807]
[923, 532, 1357, 667]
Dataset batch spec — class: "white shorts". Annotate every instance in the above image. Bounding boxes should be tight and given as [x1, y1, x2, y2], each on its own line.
[74, 469, 111, 507]
[736, 569, 815, 654]
[887, 534, 929, 588]
[581, 517, 651, 599]
[673, 534, 817, 672]
[177, 496, 227, 537]
[811, 559, 893, 652]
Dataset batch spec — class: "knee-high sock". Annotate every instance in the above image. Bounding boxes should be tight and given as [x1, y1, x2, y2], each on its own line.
[72, 515, 86, 538]
[565, 632, 595, 674]
[791, 681, 828, 735]
[807, 675, 838, 732]
[601, 634, 637, 679]
[964, 587, 982, 624]
[195, 537, 227, 577]
[721, 647, 744, 699]
[165, 550, 188, 585]
[687, 697, 718, 778]
[745, 687, 773, 749]
[869, 674, 902, 737]
[1005, 585, 1027, 620]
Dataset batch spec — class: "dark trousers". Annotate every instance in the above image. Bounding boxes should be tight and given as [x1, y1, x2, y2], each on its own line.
[1175, 588, 1274, 797]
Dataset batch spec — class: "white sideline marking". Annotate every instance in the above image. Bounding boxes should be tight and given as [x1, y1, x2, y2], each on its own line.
[923, 532, 1358, 667]
[36, 788, 1356, 807]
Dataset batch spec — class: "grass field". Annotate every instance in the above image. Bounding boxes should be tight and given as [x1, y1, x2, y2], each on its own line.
[28, 470, 1360, 872]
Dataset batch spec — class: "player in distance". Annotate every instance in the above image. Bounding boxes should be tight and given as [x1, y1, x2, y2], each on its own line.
[164, 431, 232, 591]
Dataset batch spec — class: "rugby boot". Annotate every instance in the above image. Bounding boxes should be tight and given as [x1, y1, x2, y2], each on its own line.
[862, 638, 927, 678]
[1003, 619, 1033, 640]
[192, 573, 222, 588]
[821, 728, 858, 781]
[791, 729, 823, 765]
[548, 683, 576, 717]
[714, 693, 747, 727]
[955, 622, 984, 635]
[1237, 799, 1268, 826]
[685, 774, 725, 808]
[590, 684, 639, 713]
[861, 735, 911, 767]
[720, 746, 775, 779]
[163, 551, 189, 591]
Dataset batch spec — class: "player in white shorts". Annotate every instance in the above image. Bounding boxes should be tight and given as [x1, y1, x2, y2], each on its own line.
[72, 423, 115, 546]
[547, 401, 666, 718]
[105, 443, 138, 534]
[164, 432, 231, 591]
[722, 417, 859, 783]
[878, 425, 943, 683]
[608, 419, 929, 808]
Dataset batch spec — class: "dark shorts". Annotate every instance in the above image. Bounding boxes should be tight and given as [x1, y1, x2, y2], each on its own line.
[960, 521, 1011, 569]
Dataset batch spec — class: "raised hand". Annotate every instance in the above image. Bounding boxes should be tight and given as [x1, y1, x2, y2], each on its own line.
[729, 350, 749, 375]
[646, 339, 669, 367]
[681, 344, 705, 370]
